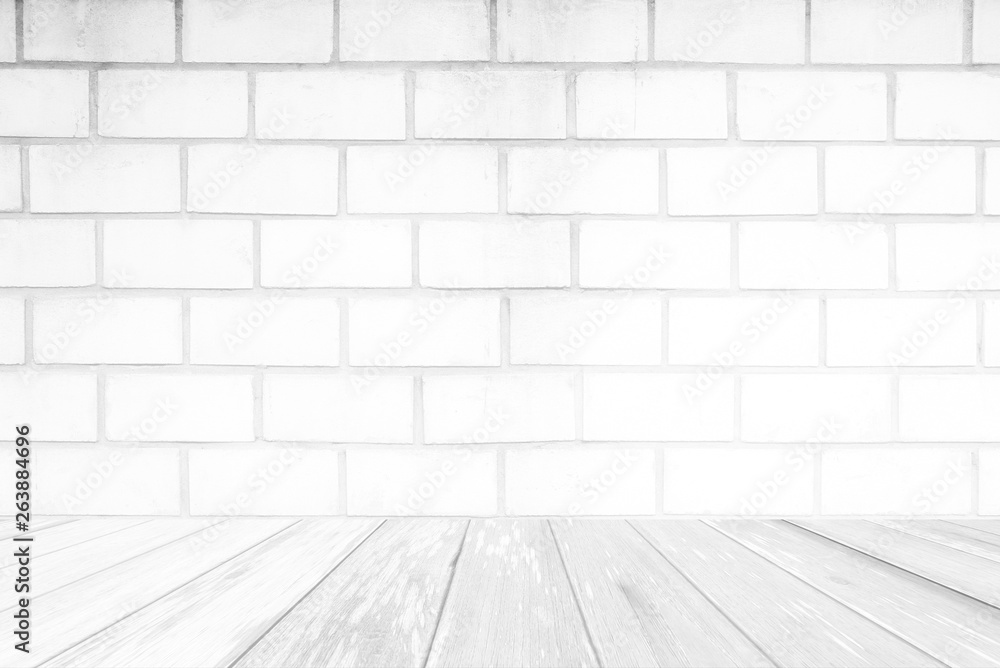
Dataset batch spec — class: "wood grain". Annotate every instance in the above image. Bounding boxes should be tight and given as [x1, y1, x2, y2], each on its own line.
[871, 519, 1000, 563]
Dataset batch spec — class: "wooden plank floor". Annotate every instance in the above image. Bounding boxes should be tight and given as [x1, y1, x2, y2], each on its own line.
[2, 519, 998, 668]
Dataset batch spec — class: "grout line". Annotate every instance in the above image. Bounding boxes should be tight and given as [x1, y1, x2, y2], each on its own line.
[964, 0, 975, 65]
[174, 0, 183, 63]
[179, 446, 191, 517]
[803, 0, 812, 66]
[647, 0, 655, 62]
[489, 0, 498, 63]
[565, 71, 577, 139]
[14, 0, 23, 62]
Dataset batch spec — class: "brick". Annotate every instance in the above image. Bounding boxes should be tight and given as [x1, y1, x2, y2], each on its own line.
[103, 219, 253, 289]
[98, 70, 248, 138]
[183, 0, 333, 63]
[418, 220, 570, 288]
[896, 223, 1000, 290]
[825, 146, 975, 215]
[190, 296, 339, 366]
[583, 373, 735, 442]
[34, 447, 180, 515]
[505, 449, 655, 515]
[736, 72, 887, 140]
[0, 0, 12, 62]
[510, 295, 662, 365]
[29, 144, 181, 213]
[663, 449, 814, 515]
[33, 297, 182, 364]
[655, 0, 806, 63]
[498, 0, 647, 62]
[974, 0, 1000, 63]
[986, 301, 1000, 366]
[666, 147, 818, 215]
[576, 71, 727, 139]
[0, 372, 97, 441]
[263, 374, 412, 443]
[105, 374, 254, 442]
[341, 0, 489, 61]
[0, 298, 24, 364]
[507, 147, 659, 215]
[900, 376, 1000, 442]
[346, 449, 497, 516]
[256, 71, 404, 140]
[415, 71, 566, 139]
[347, 146, 497, 214]
[0, 70, 90, 137]
[187, 145, 337, 214]
[741, 374, 891, 443]
[262, 220, 411, 288]
[982, 448, 1000, 514]
[189, 447, 338, 515]
[423, 374, 575, 444]
[739, 221, 889, 290]
[0, 145, 20, 211]
[668, 297, 820, 366]
[827, 299, 977, 367]
[987, 149, 1000, 215]
[822, 448, 973, 515]
[811, 0, 963, 64]
[0, 220, 96, 287]
[580, 221, 730, 289]
[896, 73, 1000, 140]
[349, 296, 501, 367]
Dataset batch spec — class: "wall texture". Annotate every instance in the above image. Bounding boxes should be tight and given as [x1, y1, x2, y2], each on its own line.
[0, 0, 998, 517]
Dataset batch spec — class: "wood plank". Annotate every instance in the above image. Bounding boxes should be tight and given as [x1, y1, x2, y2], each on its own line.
[949, 520, 1000, 538]
[0, 518, 75, 541]
[234, 519, 467, 668]
[551, 519, 771, 668]
[0, 518, 146, 571]
[793, 519, 1000, 606]
[633, 520, 943, 668]
[870, 519, 1000, 563]
[0, 518, 295, 667]
[711, 519, 1000, 667]
[45, 519, 381, 668]
[425, 519, 599, 668]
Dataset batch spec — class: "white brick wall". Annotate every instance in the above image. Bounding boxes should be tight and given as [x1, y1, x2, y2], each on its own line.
[3, 0, 997, 518]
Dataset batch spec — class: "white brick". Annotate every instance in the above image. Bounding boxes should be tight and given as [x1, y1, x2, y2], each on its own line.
[974, 0, 1000, 63]
[0, 70, 90, 137]
[29, 144, 180, 213]
[825, 146, 975, 215]
[822, 449, 973, 515]
[415, 71, 566, 139]
[256, 72, 404, 140]
[0, 298, 23, 364]
[0, 220, 96, 287]
[190, 296, 339, 366]
[183, 0, 332, 63]
[583, 373, 735, 442]
[498, 0, 647, 62]
[187, 145, 337, 214]
[423, 374, 575, 444]
[263, 374, 412, 443]
[105, 374, 254, 442]
[33, 297, 182, 364]
[340, 0, 489, 61]
[986, 301, 1000, 366]
[261, 220, 411, 288]
[739, 221, 889, 290]
[827, 299, 977, 367]
[98, 70, 247, 138]
[510, 295, 662, 365]
[742, 374, 891, 443]
[347, 146, 497, 214]
[508, 148, 659, 215]
[0, 145, 20, 211]
[505, 449, 655, 515]
[666, 147, 818, 215]
[346, 450, 497, 516]
[668, 297, 820, 366]
[24, 0, 175, 62]
[987, 149, 1000, 215]
[349, 297, 501, 367]
[419, 220, 570, 288]
[580, 221, 730, 290]
[576, 71, 727, 139]
[34, 447, 179, 515]
[103, 219, 253, 289]
[982, 448, 1000, 514]
[189, 447, 338, 516]
[900, 376, 1000, 442]
[663, 449, 814, 515]
[811, 0, 963, 64]
[896, 73, 1000, 140]
[736, 72, 887, 141]
[0, 0, 12, 62]
[655, 0, 806, 63]
[0, 372, 97, 441]
[896, 223, 1000, 290]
